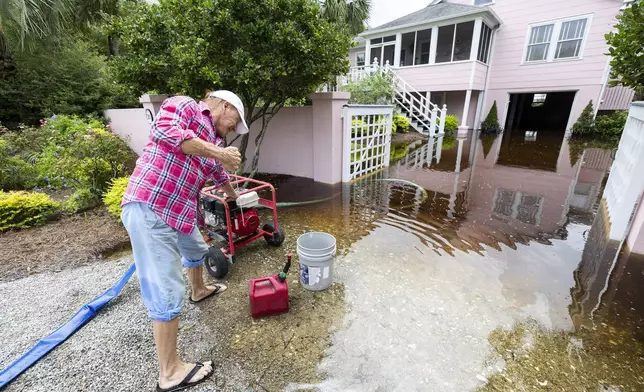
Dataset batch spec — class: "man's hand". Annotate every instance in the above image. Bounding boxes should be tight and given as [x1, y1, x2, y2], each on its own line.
[180, 139, 242, 171]
[219, 147, 242, 172]
[220, 182, 239, 200]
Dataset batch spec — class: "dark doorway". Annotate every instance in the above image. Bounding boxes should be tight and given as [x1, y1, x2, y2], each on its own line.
[505, 91, 576, 132]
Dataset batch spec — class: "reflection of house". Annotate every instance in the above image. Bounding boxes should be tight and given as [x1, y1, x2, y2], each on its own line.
[348, 0, 633, 133]
[386, 129, 611, 252]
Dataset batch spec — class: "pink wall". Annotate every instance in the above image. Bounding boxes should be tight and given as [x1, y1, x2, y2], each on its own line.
[436, 90, 479, 127]
[104, 108, 150, 156]
[106, 92, 351, 184]
[481, 0, 623, 127]
[396, 62, 473, 91]
[228, 107, 314, 178]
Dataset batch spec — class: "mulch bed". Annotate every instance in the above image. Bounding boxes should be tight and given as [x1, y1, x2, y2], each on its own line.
[0, 208, 130, 283]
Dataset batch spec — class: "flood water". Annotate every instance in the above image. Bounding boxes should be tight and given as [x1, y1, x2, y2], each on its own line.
[262, 127, 644, 391]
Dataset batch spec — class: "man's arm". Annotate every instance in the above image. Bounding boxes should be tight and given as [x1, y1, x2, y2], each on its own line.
[180, 138, 241, 171]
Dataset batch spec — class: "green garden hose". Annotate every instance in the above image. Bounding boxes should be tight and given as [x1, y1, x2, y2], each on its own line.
[259, 178, 428, 210]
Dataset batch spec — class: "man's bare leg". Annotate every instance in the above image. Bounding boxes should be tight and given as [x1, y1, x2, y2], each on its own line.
[154, 318, 213, 389]
[186, 265, 218, 302]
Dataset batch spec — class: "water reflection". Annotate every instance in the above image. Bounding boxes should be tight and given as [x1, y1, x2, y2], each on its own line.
[381, 130, 613, 255]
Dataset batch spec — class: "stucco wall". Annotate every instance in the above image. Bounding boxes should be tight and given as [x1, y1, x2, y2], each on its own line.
[104, 108, 150, 156]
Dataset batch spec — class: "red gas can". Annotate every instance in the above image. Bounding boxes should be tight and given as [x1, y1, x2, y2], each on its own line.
[249, 254, 291, 318]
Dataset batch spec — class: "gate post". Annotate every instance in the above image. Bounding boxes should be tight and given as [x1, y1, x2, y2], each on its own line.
[311, 92, 351, 184]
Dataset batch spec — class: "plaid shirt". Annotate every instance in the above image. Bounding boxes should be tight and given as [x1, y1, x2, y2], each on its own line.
[122, 95, 230, 234]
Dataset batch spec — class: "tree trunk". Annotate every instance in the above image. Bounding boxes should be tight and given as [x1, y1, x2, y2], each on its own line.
[248, 112, 277, 179]
[107, 34, 117, 57]
[238, 133, 250, 173]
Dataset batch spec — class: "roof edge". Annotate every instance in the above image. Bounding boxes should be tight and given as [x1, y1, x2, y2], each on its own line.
[360, 7, 501, 37]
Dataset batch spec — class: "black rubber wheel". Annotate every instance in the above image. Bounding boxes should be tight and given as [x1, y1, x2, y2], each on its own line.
[263, 223, 286, 247]
[204, 247, 229, 279]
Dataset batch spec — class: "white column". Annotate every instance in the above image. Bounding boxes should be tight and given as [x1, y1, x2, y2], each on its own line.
[426, 91, 432, 117]
[365, 39, 371, 66]
[394, 33, 402, 67]
[470, 19, 483, 62]
[430, 26, 439, 64]
[459, 89, 473, 134]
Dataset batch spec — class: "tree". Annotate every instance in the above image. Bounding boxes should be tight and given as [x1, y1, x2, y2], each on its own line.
[0, 0, 121, 72]
[571, 101, 595, 136]
[481, 101, 501, 134]
[320, 0, 371, 35]
[605, 1, 644, 94]
[109, 0, 352, 176]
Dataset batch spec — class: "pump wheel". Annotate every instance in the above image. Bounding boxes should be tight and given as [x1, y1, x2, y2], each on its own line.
[204, 247, 229, 279]
[263, 223, 286, 247]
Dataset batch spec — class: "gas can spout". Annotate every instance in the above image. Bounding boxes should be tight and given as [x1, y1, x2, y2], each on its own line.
[278, 253, 291, 282]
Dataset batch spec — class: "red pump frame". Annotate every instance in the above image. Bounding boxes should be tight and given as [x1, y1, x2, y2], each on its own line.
[199, 174, 280, 258]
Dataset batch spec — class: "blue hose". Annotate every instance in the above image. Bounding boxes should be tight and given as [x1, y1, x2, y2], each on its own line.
[0, 264, 136, 388]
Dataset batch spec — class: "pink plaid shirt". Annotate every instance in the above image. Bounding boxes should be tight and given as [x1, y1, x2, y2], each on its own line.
[122, 95, 230, 234]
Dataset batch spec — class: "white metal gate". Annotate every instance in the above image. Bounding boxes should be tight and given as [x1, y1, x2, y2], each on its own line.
[342, 105, 394, 182]
[603, 102, 644, 240]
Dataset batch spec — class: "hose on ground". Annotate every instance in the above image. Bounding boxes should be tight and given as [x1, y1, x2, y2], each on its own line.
[258, 178, 428, 210]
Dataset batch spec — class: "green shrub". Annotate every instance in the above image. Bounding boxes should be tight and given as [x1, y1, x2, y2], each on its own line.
[345, 72, 395, 105]
[442, 115, 459, 134]
[593, 110, 628, 141]
[572, 101, 596, 136]
[64, 188, 101, 213]
[103, 176, 130, 220]
[0, 191, 60, 231]
[481, 101, 501, 133]
[0, 139, 38, 190]
[393, 114, 410, 133]
[35, 115, 135, 194]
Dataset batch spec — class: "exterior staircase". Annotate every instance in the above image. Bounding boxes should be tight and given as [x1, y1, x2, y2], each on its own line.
[331, 59, 447, 136]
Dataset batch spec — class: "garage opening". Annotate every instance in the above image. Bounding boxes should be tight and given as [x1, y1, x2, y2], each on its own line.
[497, 91, 577, 171]
[504, 91, 576, 132]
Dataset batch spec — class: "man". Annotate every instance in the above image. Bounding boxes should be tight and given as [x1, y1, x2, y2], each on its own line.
[120, 90, 246, 391]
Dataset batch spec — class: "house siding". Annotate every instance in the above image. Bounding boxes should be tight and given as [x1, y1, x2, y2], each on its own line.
[481, 0, 623, 128]
[396, 62, 473, 91]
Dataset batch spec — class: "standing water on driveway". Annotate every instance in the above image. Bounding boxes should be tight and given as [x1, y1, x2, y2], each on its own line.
[277, 128, 644, 391]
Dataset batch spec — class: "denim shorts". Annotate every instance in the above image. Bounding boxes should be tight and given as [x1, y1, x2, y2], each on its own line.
[121, 202, 209, 321]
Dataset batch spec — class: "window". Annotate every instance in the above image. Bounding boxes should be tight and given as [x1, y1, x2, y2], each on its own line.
[436, 21, 475, 63]
[526, 24, 553, 62]
[524, 16, 590, 63]
[369, 35, 396, 65]
[555, 19, 587, 59]
[474, 0, 494, 5]
[492, 189, 544, 225]
[532, 93, 547, 107]
[400, 32, 416, 66]
[415, 29, 432, 65]
[436, 25, 456, 63]
[356, 52, 365, 67]
[477, 23, 493, 63]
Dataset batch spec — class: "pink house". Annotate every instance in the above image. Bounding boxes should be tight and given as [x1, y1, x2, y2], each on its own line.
[348, 0, 634, 133]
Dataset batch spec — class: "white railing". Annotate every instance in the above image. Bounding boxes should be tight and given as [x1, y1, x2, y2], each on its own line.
[603, 102, 644, 240]
[342, 104, 394, 182]
[325, 58, 447, 136]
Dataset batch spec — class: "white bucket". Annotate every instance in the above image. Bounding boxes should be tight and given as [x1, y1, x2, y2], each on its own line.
[297, 232, 336, 291]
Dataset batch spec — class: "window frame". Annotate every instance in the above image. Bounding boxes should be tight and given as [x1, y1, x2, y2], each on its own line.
[522, 14, 593, 64]
[356, 52, 365, 67]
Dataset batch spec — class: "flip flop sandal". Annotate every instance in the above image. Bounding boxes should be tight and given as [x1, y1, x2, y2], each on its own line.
[156, 362, 214, 392]
[189, 284, 227, 304]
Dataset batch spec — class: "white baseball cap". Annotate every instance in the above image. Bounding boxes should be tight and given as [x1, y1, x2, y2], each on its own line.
[208, 90, 249, 134]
